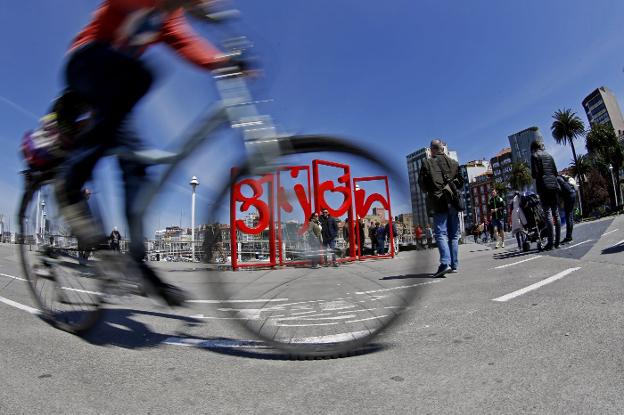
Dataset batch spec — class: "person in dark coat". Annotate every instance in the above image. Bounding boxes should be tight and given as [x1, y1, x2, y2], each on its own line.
[531, 139, 561, 250]
[385, 220, 398, 255]
[369, 223, 378, 255]
[418, 140, 464, 277]
[557, 175, 577, 244]
[307, 212, 323, 268]
[375, 222, 386, 255]
[355, 217, 366, 256]
[319, 208, 338, 266]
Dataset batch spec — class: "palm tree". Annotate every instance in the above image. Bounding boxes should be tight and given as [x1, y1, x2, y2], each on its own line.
[586, 123, 623, 191]
[508, 161, 532, 192]
[551, 109, 586, 215]
[569, 154, 592, 181]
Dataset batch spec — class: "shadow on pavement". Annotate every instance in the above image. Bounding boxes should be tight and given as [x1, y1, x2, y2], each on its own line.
[79, 308, 389, 360]
[380, 273, 434, 281]
[601, 243, 624, 255]
[492, 250, 536, 260]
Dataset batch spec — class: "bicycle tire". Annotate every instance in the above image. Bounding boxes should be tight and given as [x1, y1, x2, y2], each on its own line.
[17, 177, 104, 333]
[203, 134, 435, 358]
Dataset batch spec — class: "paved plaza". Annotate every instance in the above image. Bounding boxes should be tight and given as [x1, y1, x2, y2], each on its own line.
[0, 215, 623, 414]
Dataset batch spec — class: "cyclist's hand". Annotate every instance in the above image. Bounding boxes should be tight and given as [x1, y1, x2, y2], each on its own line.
[217, 50, 261, 77]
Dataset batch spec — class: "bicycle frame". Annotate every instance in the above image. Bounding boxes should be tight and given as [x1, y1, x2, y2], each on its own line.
[129, 72, 285, 222]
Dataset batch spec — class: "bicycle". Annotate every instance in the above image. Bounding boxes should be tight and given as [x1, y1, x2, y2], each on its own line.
[17, 3, 435, 358]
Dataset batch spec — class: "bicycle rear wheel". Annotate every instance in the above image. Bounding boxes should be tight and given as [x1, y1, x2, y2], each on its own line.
[200, 135, 436, 357]
[18, 177, 104, 333]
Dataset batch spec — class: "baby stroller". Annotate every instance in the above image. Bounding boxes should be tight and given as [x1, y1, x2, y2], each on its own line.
[519, 193, 548, 252]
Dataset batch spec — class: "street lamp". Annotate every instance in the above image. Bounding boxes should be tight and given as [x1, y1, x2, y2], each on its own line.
[190, 176, 199, 262]
[40, 199, 46, 243]
[609, 164, 619, 208]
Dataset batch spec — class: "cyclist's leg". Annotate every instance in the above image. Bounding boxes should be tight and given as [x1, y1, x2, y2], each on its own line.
[58, 44, 151, 244]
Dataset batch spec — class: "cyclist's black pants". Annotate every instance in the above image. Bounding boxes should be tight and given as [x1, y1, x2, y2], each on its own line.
[61, 42, 153, 263]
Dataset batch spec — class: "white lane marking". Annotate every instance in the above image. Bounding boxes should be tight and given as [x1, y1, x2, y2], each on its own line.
[493, 255, 542, 270]
[0, 295, 40, 314]
[354, 280, 440, 295]
[492, 267, 581, 302]
[610, 239, 624, 248]
[338, 308, 377, 314]
[0, 272, 26, 282]
[275, 322, 340, 327]
[186, 298, 289, 304]
[562, 240, 592, 250]
[601, 229, 619, 237]
[290, 310, 319, 316]
[1, 270, 102, 296]
[61, 287, 103, 296]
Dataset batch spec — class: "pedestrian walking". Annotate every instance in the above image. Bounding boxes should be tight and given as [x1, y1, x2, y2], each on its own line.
[109, 226, 122, 252]
[384, 220, 398, 256]
[375, 222, 386, 255]
[319, 208, 339, 266]
[415, 225, 424, 250]
[307, 212, 323, 268]
[369, 222, 378, 254]
[425, 224, 434, 248]
[488, 189, 506, 249]
[557, 174, 577, 244]
[418, 139, 464, 277]
[531, 140, 561, 250]
[356, 217, 366, 256]
[510, 191, 527, 250]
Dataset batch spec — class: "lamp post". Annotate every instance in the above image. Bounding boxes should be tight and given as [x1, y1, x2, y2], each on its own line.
[40, 199, 46, 243]
[609, 164, 618, 208]
[190, 176, 199, 262]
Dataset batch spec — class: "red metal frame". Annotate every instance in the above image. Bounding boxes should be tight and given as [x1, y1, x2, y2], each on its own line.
[353, 176, 394, 260]
[230, 161, 394, 270]
[312, 159, 356, 263]
[230, 170, 277, 270]
[276, 165, 312, 266]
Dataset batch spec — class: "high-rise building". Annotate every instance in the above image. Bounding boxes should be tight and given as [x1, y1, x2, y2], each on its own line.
[490, 148, 513, 190]
[508, 127, 543, 168]
[459, 160, 490, 226]
[396, 213, 413, 231]
[470, 170, 494, 224]
[406, 142, 459, 229]
[372, 207, 386, 220]
[582, 86, 624, 139]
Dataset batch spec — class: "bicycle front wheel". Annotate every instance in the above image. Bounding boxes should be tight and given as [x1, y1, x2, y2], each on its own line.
[199, 135, 437, 357]
[18, 178, 104, 333]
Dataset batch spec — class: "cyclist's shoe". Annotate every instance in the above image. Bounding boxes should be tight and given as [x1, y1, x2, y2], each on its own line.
[157, 283, 189, 307]
[138, 262, 189, 307]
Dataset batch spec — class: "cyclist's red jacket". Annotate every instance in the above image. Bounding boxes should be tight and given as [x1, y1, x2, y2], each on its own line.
[70, 0, 227, 70]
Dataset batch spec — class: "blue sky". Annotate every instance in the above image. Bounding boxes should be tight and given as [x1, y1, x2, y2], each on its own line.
[1, 0, 624, 234]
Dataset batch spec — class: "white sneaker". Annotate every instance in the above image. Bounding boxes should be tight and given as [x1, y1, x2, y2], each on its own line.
[501, 241, 505, 248]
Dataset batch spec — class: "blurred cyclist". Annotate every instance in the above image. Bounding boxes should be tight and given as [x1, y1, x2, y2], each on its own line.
[56, 0, 243, 306]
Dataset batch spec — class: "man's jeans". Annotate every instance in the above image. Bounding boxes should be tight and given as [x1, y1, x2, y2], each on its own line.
[323, 239, 337, 264]
[540, 192, 561, 246]
[563, 194, 576, 240]
[434, 205, 460, 269]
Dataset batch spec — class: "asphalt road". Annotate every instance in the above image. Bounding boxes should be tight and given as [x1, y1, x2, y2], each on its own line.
[1, 215, 623, 414]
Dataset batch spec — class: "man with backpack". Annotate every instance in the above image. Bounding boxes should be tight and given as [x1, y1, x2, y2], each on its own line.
[557, 174, 577, 244]
[531, 140, 561, 250]
[418, 140, 464, 277]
